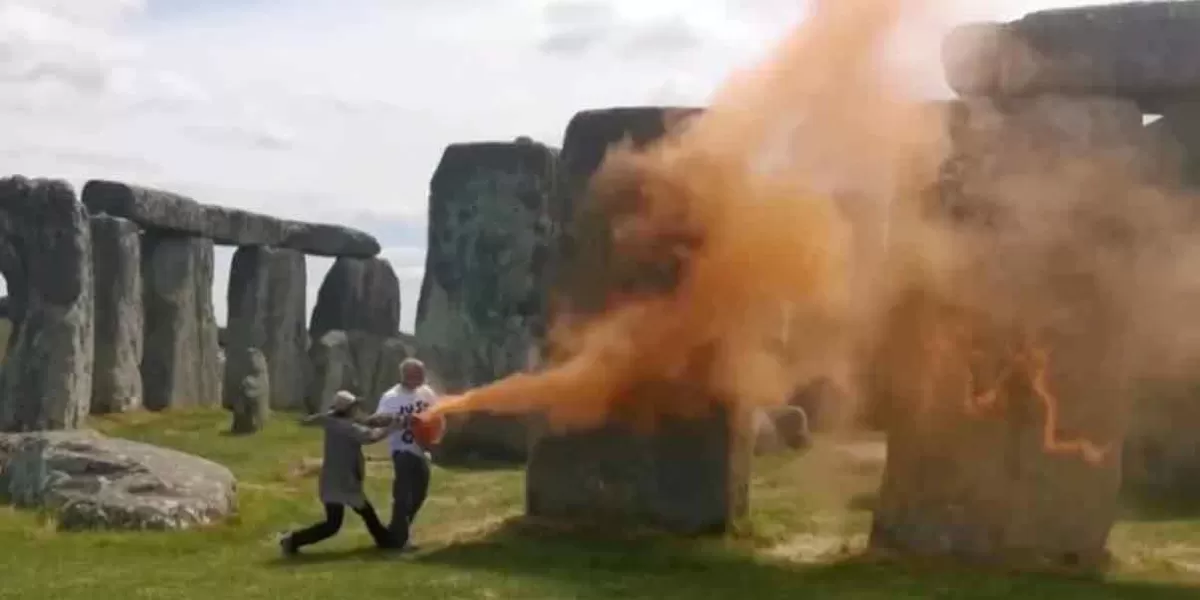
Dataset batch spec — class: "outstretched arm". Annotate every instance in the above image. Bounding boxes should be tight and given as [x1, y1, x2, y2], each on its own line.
[329, 418, 393, 445]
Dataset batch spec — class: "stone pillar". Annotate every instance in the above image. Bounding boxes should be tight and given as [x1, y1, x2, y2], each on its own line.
[89, 214, 143, 414]
[228, 346, 270, 435]
[523, 106, 751, 533]
[309, 256, 402, 410]
[225, 245, 306, 411]
[415, 139, 558, 463]
[305, 330, 350, 413]
[0, 177, 94, 431]
[526, 401, 752, 534]
[869, 97, 1145, 567]
[141, 232, 221, 410]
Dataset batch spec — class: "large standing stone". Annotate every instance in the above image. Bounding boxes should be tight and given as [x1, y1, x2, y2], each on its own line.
[304, 330, 351, 414]
[0, 430, 236, 531]
[310, 257, 400, 339]
[869, 97, 1145, 568]
[82, 180, 381, 257]
[89, 214, 143, 414]
[228, 347, 269, 435]
[526, 402, 752, 534]
[0, 177, 93, 431]
[141, 232, 221, 410]
[524, 107, 751, 532]
[549, 106, 703, 318]
[309, 257, 402, 408]
[224, 246, 306, 411]
[415, 139, 558, 462]
[943, 2, 1200, 112]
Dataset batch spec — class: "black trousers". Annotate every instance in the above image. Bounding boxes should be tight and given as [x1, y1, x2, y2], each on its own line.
[290, 501, 395, 549]
[389, 451, 431, 547]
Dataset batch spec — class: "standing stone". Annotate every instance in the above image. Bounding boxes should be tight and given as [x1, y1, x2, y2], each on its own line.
[415, 140, 558, 462]
[549, 106, 703, 319]
[228, 347, 270, 435]
[141, 232, 221, 410]
[869, 97, 1144, 568]
[0, 177, 94, 431]
[526, 402, 752, 534]
[525, 107, 750, 533]
[224, 246, 306, 411]
[309, 257, 401, 408]
[310, 257, 400, 339]
[89, 214, 143, 414]
[305, 330, 351, 414]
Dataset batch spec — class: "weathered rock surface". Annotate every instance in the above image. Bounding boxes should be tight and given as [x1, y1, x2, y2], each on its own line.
[870, 98, 1143, 568]
[224, 246, 306, 411]
[305, 330, 351, 414]
[310, 256, 401, 339]
[0, 430, 236, 530]
[228, 347, 269, 435]
[141, 232, 221, 410]
[82, 180, 381, 258]
[302, 330, 410, 414]
[526, 404, 752, 534]
[942, 2, 1200, 111]
[550, 106, 703, 317]
[90, 214, 143, 414]
[524, 107, 748, 533]
[0, 177, 94, 431]
[415, 140, 558, 462]
[752, 406, 812, 456]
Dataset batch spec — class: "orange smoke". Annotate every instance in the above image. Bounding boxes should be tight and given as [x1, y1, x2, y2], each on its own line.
[431, 0, 1200, 452]
[430, 0, 948, 431]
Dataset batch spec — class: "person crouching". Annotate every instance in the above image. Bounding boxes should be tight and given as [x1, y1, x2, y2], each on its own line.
[280, 391, 404, 556]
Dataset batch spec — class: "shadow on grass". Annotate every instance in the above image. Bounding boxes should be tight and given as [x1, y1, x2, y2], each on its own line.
[403, 518, 1199, 599]
[1120, 488, 1200, 523]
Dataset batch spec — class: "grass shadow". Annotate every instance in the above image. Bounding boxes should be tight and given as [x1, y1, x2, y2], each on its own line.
[1120, 488, 1200, 523]
[413, 518, 1199, 599]
[263, 546, 417, 568]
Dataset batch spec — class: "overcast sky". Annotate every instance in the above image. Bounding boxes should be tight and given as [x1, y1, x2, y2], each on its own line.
[0, 0, 1132, 331]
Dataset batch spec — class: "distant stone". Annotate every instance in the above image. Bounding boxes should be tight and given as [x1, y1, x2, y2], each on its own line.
[942, 2, 1200, 112]
[90, 214, 144, 414]
[310, 257, 400, 339]
[416, 140, 559, 462]
[224, 246, 307, 411]
[81, 180, 381, 258]
[0, 430, 236, 531]
[228, 347, 270, 435]
[752, 406, 811, 456]
[141, 232, 221, 410]
[0, 177, 94, 432]
[305, 330, 352, 414]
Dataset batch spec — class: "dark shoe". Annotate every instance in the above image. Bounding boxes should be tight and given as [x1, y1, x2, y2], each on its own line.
[279, 534, 299, 557]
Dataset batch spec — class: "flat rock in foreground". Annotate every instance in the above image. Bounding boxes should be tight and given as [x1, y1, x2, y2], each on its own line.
[82, 180, 380, 258]
[0, 430, 236, 531]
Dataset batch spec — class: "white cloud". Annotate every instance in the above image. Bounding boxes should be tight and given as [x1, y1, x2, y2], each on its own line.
[0, 0, 1147, 332]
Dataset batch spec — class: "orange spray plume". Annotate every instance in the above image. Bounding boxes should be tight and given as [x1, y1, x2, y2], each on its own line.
[429, 0, 949, 431]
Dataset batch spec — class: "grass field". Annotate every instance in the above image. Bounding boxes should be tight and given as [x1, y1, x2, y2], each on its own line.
[1, 409, 1200, 599]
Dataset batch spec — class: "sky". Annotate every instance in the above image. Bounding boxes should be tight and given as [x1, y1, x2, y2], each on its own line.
[0, 0, 1135, 332]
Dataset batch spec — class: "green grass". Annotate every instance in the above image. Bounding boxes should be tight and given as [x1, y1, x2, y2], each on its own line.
[1, 409, 1199, 599]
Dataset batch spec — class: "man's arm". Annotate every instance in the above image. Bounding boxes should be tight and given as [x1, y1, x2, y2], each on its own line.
[329, 418, 393, 445]
[361, 392, 397, 427]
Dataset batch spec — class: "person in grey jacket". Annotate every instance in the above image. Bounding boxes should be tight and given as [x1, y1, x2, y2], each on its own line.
[280, 391, 406, 555]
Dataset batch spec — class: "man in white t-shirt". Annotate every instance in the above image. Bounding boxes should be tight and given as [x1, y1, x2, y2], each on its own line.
[370, 357, 440, 548]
